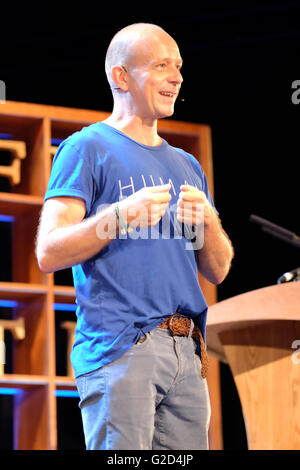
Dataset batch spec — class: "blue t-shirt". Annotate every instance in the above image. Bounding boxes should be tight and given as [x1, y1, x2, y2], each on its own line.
[44, 122, 217, 378]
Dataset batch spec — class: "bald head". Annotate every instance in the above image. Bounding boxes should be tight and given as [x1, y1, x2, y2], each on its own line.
[105, 23, 177, 90]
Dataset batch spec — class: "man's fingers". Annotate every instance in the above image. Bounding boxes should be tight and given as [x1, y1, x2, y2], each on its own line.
[151, 192, 172, 203]
[147, 183, 171, 192]
[180, 184, 198, 192]
[177, 205, 204, 225]
[151, 202, 169, 211]
[179, 189, 206, 202]
[142, 184, 172, 203]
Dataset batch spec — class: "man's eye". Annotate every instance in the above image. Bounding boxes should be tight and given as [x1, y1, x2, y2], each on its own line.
[157, 63, 166, 69]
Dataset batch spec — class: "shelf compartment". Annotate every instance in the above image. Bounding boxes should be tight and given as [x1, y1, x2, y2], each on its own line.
[0, 139, 26, 186]
[12, 210, 45, 284]
[14, 382, 56, 450]
[0, 286, 54, 379]
[0, 376, 55, 450]
[55, 307, 76, 378]
[0, 117, 50, 197]
[56, 387, 84, 450]
[0, 208, 45, 285]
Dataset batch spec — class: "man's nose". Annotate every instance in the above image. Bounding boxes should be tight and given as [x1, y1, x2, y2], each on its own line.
[168, 67, 183, 85]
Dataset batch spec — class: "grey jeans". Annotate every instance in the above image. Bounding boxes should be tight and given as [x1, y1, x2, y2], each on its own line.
[75, 325, 211, 450]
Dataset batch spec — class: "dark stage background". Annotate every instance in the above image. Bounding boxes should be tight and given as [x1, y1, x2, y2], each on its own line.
[1, 0, 299, 449]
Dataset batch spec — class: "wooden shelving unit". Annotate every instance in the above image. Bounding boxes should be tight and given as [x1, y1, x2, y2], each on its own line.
[0, 100, 220, 450]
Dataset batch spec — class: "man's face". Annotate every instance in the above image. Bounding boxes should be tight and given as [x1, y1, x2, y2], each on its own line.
[126, 34, 183, 121]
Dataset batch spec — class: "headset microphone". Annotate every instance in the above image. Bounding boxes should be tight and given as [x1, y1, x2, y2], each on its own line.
[277, 268, 300, 284]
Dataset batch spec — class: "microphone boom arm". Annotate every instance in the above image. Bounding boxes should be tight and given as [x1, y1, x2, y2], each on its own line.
[250, 214, 300, 249]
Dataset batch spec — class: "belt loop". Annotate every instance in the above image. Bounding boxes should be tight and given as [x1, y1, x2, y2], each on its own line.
[139, 327, 147, 338]
[188, 319, 194, 338]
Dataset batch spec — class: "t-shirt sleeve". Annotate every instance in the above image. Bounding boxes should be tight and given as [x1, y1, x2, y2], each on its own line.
[201, 168, 219, 215]
[44, 141, 96, 215]
[187, 153, 219, 215]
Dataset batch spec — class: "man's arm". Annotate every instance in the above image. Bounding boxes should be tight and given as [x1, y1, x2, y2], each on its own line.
[35, 196, 119, 273]
[177, 184, 234, 285]
[36, 184, 172, 273]
[195, 211, 234, 285]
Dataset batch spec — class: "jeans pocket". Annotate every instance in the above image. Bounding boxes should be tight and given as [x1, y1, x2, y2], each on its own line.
[76, 366, 105, 408]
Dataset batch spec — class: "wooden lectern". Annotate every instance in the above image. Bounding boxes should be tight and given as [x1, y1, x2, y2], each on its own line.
[206, 282, 300, 450]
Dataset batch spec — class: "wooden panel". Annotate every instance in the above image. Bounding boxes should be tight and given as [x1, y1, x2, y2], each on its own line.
[51, 119, 102, 142]
[0, 193, 43, 216]
[55, 376, 77, 389]
[14, 119, 50, 196]
[0, 281, 47, 299]
[13, 294, 49, 375]
[221, 321, 300, 449]
[1, 101, 109, 123]
[0, 374, 49, 386]
[207, 355, 223, 450]
[12, 210, 43, 284]
[12, 288, 57, 450]
[14, 383, 56, 450]
[0, 114, 41, 139]
[201, 276, 223, 450]
[207, 282, 300, 360]
[196, 125, 215, 195]
[53, 286, 76, 304]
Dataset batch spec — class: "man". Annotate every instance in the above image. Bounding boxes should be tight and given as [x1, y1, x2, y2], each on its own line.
[36, 23, 233, 450]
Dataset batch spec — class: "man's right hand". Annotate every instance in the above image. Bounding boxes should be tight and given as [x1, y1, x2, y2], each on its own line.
[117, 183, 172, 228]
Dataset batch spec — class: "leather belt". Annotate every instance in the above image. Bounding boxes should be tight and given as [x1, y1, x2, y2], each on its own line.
[158, 313, 208, 378]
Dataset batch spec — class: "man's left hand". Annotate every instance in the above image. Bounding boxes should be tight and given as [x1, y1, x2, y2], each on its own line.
[176, 184, 214, 226]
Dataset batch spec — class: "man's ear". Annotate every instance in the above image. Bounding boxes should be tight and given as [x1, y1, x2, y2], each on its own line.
[111, 65, 128, 91]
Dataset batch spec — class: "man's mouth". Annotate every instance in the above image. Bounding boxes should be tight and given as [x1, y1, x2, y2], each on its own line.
[159, 91, 176, 98]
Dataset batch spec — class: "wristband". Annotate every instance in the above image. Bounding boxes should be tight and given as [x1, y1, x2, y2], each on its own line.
[114, 203, 133, 235]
